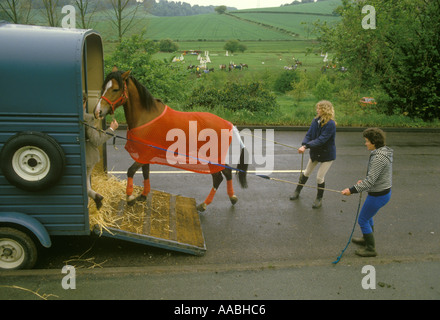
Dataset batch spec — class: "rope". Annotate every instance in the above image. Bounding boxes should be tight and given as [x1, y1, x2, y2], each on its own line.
[257, 175, 342, 194]
[241, 131, 298, 150]
[81, 120, 246, 173]
[332, 192, 363, 264]
[81, 121, 340, 194]
[82, 121, 361, 264]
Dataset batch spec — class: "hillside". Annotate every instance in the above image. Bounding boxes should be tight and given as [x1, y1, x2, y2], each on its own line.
[97, 0, 342, 41]
[6, 0, 342, 42]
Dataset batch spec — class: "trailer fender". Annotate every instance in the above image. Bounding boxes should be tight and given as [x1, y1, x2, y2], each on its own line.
[0, 212, 51, 248]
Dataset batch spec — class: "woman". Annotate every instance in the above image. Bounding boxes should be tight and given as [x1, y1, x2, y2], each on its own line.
[83, 94, 119, 209]
[341, 128, 393, 257]
[290, 100, 336, 209]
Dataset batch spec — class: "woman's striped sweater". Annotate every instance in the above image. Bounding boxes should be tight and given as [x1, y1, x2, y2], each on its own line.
[350, 146, 393, 195]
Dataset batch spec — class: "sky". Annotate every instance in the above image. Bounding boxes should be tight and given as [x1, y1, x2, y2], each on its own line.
[172, 1, 300, 10]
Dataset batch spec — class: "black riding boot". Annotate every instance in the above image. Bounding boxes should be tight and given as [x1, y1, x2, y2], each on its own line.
[312, 182, 325, 209]
[290, 173, 308, 200]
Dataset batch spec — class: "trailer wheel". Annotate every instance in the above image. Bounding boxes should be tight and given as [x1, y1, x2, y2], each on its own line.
[0, 227, 38, 270]
[0, 132, 66, 191]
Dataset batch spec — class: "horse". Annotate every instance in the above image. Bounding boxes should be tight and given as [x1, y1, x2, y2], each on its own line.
[219, 64, 227, 71]
[229, 63, 243, 71]
[93, 66, 248, 212]
[240, 63, 248, 69]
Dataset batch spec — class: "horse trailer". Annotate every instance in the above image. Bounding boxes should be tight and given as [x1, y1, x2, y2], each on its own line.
[0, 22, 205, 270]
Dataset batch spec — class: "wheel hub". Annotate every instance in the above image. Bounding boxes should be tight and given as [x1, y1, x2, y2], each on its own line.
[11, 146, 50, 181]
[0, 239, 25, 268]
[2, 247, 13, 257]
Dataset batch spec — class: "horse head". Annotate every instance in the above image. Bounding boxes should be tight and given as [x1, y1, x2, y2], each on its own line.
[94, 66, 131, 119]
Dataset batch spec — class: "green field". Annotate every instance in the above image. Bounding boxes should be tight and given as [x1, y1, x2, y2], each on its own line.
[237, 0, 341, 14]
[228, 12, 340, 38]
[155, 40, 324, 73]
[89, 0, 342, 42]
[19, 0, 433, 127]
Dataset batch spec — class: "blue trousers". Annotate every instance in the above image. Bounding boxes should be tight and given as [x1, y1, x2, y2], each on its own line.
[358, 191, 391, 234]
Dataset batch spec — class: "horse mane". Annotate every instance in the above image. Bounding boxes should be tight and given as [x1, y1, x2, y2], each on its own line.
[102, 71, 156, 111]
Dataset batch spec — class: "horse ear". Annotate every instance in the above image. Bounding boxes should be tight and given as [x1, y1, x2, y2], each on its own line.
[122, 70, 131, 80]
[112, 65, 118, 72]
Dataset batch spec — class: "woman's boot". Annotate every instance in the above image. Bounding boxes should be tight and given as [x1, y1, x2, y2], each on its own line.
[290, 173, 308, 200]
[312, 182, 325, 209]
[355, 233, 377, 257]
[352, 226, 374, 246]
[352, 236, 366, 246]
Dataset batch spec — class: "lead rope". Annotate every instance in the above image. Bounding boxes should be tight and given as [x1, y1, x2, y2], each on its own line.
[111, 116, 118, 150]
[332, 192, 363, 264]
[82, 121, 361, 264]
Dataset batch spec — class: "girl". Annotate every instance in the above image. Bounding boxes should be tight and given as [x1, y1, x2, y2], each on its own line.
[291, 100, 336, 209]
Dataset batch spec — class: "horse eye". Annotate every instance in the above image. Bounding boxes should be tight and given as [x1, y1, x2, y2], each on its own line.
[113, 89, 119, 92]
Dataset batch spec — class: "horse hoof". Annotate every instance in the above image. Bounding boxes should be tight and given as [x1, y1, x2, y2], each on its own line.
[137, 194, 147, 202]
[229, 195, 238, 205]
[197, 203, 207, 212]
[127, 195, 136, 206]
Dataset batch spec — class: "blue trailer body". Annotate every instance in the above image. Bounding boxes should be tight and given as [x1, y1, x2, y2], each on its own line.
[0, 23, 205, 270]
[0, 22, 104, 239]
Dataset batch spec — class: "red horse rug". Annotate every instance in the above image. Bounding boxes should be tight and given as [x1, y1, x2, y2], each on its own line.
[125, 105, 234, 174]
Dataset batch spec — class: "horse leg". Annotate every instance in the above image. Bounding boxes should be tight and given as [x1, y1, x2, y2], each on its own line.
[197, 172, 223, 212]
[126, 161, 143, 205]
[222, 168, 238, 205]
[137, 164, 150, 202]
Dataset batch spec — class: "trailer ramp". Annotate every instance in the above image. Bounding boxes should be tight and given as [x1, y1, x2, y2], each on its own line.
[93, 190, 206, 256]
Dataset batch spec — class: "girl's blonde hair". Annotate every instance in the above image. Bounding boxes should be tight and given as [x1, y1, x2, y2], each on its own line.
[315, 100, 336, 126]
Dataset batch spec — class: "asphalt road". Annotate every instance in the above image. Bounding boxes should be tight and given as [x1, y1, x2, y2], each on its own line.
[1, 129, 439, 301]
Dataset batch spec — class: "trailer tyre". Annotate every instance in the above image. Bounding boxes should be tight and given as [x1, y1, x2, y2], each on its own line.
[0, 227, 38, 270]
[0, 131, 66, 191]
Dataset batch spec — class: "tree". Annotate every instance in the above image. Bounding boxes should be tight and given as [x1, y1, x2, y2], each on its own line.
[224, 40, 247, 54]
[106, 33, 189, 102]
[74, 0, 99, 29]
[215, 5, 227, 14]
[315, 0, 440, 120]
[159, 39, 179, 52]
[289, 71, 310, 104]
[0, 0, 33, 24]
[41, 0, 60, 26]
[105, 0, 143, 42]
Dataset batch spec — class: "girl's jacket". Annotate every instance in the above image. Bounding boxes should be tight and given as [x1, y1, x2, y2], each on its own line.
[302, 117, 336, 162]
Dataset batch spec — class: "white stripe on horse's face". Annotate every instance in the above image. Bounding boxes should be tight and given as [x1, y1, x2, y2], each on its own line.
[94, 80, 114, 119]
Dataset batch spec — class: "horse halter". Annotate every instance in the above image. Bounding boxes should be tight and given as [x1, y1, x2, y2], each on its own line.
[100, 81, 128, 114]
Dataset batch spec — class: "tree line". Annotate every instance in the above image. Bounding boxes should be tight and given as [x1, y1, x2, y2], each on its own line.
[0, 0, 236, 41]
[315, 0, 440, 121]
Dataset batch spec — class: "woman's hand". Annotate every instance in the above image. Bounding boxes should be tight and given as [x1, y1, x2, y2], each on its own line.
[341, 188, 351, 196]
[110, 119, 119, 131]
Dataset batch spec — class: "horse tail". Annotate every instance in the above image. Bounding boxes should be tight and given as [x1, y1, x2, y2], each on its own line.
[237, 147, 248, 189]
